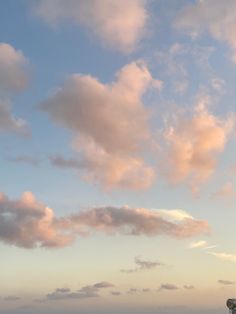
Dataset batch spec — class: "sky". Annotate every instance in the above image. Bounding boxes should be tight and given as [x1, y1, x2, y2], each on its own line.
[1, 0, 236, 313]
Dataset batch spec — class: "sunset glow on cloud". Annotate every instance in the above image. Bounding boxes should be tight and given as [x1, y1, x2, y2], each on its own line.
[1, 1, 236, 314]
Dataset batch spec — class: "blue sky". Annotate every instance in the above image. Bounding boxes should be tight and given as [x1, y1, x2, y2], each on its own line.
[1, 1, 236, 314]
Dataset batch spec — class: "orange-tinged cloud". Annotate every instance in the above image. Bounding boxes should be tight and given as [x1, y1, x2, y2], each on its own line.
[41, 61, 160, 190]
[164, 101, 234, 191]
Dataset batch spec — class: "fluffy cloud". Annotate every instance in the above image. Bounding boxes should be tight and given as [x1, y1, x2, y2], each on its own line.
[0, 43, 28, 95]
[164, 100, 234, 192]
[183, 285, 195, 290]
[6, 155, 41, 166]
[176, 0, 236, 62]
[0, 191, 73, 248]
[41, 61, 160, 190]
[35, 0, 148, 53]
[0, 43, 29, 133]
[121, 256, 164, 273]
[4, 296, 21, 301]
[0, 192, 209, 249]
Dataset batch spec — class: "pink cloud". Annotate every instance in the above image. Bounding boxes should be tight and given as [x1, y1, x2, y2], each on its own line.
[164, 100, 234, 192]
[35, 0, 148, 53]
[41, 61, 160, 190]
[0, 192, 209, 249]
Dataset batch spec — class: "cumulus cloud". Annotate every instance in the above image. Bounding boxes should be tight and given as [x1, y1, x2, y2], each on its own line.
[0, 191, 73, 248]
[111, 291, 121, 296]
[0, 192, 209, 249]
[0, 43, 29, 134]
[164, 99, 235, 192]
[121, 256, 164, 273]
[218, 280, 235, 285]
[176, 0, 236, 63]
[41, 61, 161, 190]
[35, 0, 148, 53]
[159, 283, 179, 291]
[209, 252, 236, 262]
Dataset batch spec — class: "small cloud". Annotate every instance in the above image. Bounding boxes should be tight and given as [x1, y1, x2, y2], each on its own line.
[218, 280, 235, 285]
[121, 256, 164, 273]
[4, 296, 21, 301]
[189, 240, 207, 249]
[159, 284, 179, 291]
[183, 285, 195, 290]
[93, 282, 114, 289]
[111, 291, 121, 296]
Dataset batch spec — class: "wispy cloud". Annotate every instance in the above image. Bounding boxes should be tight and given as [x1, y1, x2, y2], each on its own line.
[121, 256, 164, 273]
[176, 0, 236, 63]
[208, 252, 236, 262]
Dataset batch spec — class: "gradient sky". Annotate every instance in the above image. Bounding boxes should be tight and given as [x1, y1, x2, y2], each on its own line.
[1, 1, 236, 313]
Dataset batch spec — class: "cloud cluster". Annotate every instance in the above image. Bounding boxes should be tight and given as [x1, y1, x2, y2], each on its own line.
[121, 256, 164, 273]
[0, 43, 29, 134]
[176, 0, 236, 63]
[35, 0, 148, 53]
[47, 282, 113, 301]
[41, 61, 161, 190]
[164, 100, 234, 192]
[0, 192, 209, 249]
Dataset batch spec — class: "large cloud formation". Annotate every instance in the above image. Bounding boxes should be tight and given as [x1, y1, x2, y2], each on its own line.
[0, 43, 29, 134]
[176, 0, 236, 63]
[41, 61, 161, 190]
[164, 100, 234, 192]
[0, 192, 209, 249]
[35, 0, 148, 53]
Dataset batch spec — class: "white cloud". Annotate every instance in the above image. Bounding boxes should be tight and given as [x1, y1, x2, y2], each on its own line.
[41, 61, 160, 190]
[189, 240, 207, 249]
[209, 251, 236, 262]
[35, 0, 148, 53]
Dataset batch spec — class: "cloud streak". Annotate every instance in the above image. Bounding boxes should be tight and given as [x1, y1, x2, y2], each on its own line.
[0, 192, 209, 249]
